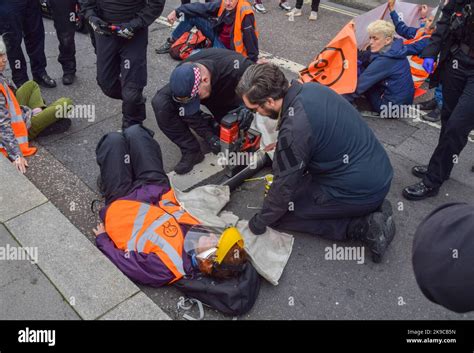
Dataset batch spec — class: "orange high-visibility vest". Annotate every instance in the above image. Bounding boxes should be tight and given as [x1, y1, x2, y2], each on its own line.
[217, 0, 259, 58]
[404, 28, 433, 89]
[0, 83, 37, 158]
[105, 189, 200, 283]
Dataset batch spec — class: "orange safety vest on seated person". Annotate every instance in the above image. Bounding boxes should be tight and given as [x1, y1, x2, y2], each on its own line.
[0, 83, 37, 158]
[217, 0, 259, 58]
[105, 189, 200, 284]
[404, 28, 433, 89]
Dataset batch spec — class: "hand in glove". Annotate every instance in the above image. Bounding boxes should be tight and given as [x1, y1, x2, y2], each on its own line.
[236, 107, 255, 132]
[114, 19, 142, 39]
[422, 57, 435, 74]
[89, 16, 112, 36]
[249, 214, 267, 235]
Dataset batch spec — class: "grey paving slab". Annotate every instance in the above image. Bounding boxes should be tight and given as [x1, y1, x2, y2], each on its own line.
[393, 124, 474, 190]
[5, 202, 140, 320]
[363, 116, 419, 147]
[0, 156, 47, 223]
[0, 225, 80, 320]
[100, 292, 170, 320]
[22, 147, 101, 238]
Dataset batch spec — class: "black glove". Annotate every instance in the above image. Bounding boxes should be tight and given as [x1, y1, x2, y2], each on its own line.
[236, 107, 255, 132]
[114, 19, 143, 39]
[89, 16, 112, 36]
[249, 214, 267, 235]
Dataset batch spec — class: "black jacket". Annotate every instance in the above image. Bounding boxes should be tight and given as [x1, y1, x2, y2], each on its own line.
[250, 82, 393, 233]
[79, 0, 165, 26]
[421, 0, 474, 86]
[181, 48, 254, 118]
[176, 1, 259, 62]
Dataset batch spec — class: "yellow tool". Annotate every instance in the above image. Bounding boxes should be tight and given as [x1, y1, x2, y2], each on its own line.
[244, 174, 273, 182]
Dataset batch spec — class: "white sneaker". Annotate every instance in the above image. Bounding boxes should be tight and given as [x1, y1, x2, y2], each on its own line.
[253, 3, 267, 13]
[286, 8, 302, 17]
[279, 2, 292, 11]
[309, 11, 318, 20]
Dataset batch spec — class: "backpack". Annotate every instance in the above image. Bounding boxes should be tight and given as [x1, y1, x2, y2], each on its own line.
[169, 30, 212, 61]
[173, 262, 261, 316]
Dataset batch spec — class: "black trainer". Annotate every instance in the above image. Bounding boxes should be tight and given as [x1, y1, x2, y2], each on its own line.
[377, 199, 393, 221]
[348, 211, 395, 263]
[412, 165, 428, 178]
[422, 107, 441, 122]
[174, 150, 205, 175]
[156, 38, 174, 54]
[418, 98, 437, 111]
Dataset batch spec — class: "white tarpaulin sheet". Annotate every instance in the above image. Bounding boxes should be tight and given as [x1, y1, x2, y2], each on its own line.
[172, 183, 293, 285]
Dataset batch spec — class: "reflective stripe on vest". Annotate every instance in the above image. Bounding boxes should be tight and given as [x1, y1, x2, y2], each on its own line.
[127, 202, 151, 251]
[136, 217, 186, 276]
[0, 83, 37, 157]
[403, 29, 432, 89]
[105, 189, 199, 283]
[217, 0, 259, 57]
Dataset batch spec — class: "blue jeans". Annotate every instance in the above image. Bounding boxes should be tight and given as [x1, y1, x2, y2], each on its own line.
[172, 17, 226, 49]
[434, 84, 443, 109]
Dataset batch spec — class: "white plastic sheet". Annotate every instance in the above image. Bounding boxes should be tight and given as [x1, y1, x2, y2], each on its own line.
[172, 183, 293, 285]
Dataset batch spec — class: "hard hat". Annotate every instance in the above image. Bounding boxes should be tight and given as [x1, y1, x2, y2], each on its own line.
[184, 225, 246, 278]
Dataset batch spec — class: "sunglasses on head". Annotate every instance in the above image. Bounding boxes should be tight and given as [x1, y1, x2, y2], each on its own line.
[172, 95, 195, 104]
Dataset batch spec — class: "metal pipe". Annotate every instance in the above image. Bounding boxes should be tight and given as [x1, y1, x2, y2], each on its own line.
[221, 150, 271, 191]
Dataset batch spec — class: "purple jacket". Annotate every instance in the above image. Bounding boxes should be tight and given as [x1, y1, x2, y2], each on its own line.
[96, 183, 196, 287]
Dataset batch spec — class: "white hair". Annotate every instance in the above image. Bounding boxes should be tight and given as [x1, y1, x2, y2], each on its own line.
[0, 36, 6, 55]
[367, 20, 395, 39]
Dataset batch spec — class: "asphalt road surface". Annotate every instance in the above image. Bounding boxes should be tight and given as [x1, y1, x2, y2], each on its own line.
[20, 0, 474, 320]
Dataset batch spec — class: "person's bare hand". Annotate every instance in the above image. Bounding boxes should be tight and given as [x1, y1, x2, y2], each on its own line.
[388, 0, 396, 12]
[167, 10, 178, 25]
[93, 222, 105, 237]
[256, 57, 269, 64]
[13, 156, 28, 174]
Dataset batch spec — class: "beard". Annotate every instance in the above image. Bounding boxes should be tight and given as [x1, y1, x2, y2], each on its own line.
[261, 106, 279, 120]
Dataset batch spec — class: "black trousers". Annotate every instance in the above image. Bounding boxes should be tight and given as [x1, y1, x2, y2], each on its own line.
[0, 0, 47, 86]
[49, 0, 77, 75]
[271, 174, 385, 241]
[152, 83, 218, 153]
[95, 28, 148, 127]
[295, 0, 320, 11]
[96, 125, 169, 205]
[424, 51, 474, 189]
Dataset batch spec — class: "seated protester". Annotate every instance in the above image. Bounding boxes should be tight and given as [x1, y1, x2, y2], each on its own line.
[237, 64, 395, 263]
[349, 20, 414, 113]
[389, 1, 437, 88]
[0, 37, 72, 174]
[156, 0, 259, 62]
[413, 203, 474, 313]
[93, 125, 247, 286]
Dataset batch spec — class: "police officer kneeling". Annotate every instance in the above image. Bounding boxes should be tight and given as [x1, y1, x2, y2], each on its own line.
[152, 48, 254, 175]
[236, 64, 396, 263]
